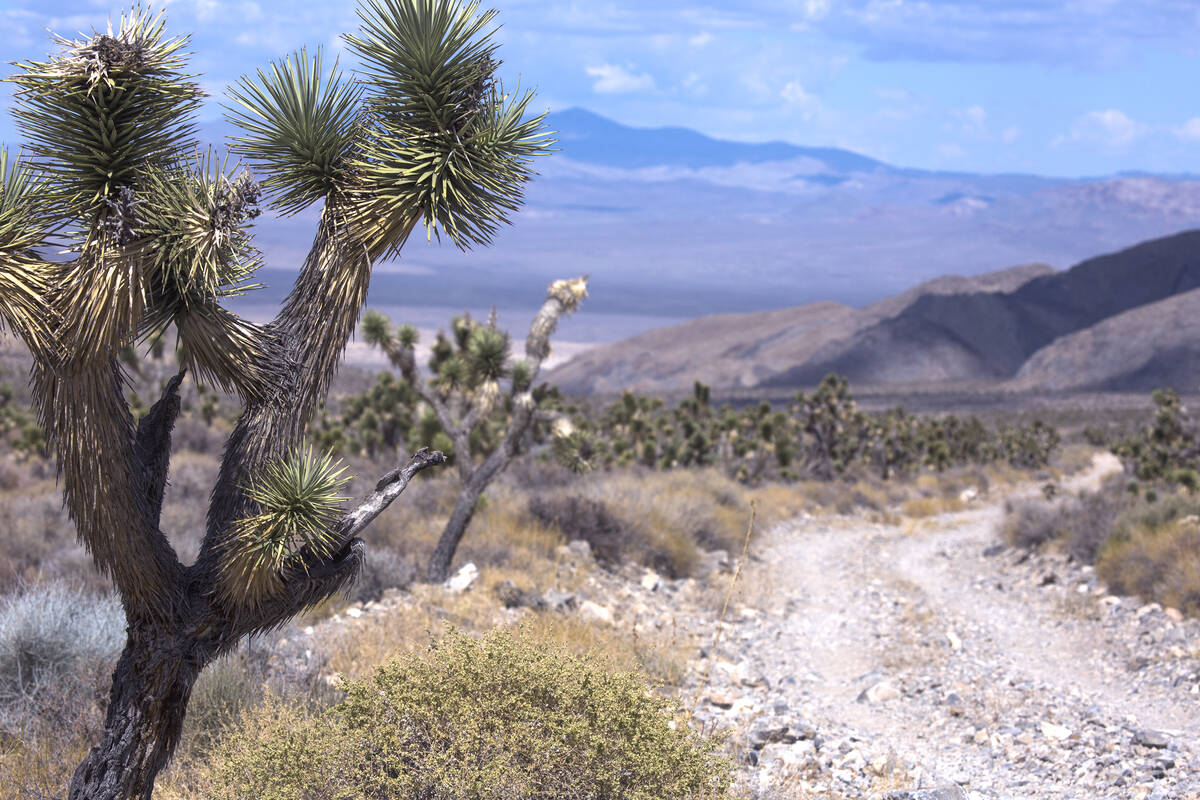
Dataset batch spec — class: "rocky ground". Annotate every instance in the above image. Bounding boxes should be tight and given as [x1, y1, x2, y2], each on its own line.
[283, 454, 1199, 799]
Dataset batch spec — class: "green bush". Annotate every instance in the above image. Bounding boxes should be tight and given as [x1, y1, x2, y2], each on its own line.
[203, 628, 732, 799]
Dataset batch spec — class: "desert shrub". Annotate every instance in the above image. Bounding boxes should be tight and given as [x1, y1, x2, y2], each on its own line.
[193, 628, 732, 800]
[528, 494, 635, 566]
[1001, 498, 1069, 550]
[1000, 476, 1129, 561]
[1098, 501, 1200, 614]
[1062, 474, 1130, 562]
[0, 583, 123, 719]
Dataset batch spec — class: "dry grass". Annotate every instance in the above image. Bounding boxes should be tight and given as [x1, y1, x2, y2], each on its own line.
[901, 496, 965, 518]
[1098, 513, 1200, 616]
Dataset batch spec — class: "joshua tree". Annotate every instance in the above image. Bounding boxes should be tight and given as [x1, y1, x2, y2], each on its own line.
[0, 1, 549, 797]
[361, 277, 587, 582]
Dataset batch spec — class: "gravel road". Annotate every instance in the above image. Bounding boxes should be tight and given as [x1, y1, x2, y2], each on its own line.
[690, 454, 1200, 799]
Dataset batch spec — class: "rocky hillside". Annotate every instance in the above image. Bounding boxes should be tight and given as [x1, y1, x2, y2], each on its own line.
[548, 230, 1200, 395]
[1013, 287, 1200, 391]
[546, 263, 1052, 395]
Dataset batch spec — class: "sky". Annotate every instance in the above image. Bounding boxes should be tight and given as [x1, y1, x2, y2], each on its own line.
[4, 0, 1200, 178]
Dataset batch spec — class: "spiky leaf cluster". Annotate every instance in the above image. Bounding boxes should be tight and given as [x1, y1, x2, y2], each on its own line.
[221, 446, 351, 605]
[0, 149, 54, 354]
[226, 47, 362, 215]
[8, 8, 201, 223]
[137, 151, 263, 330]
[1112, 388, 1200, 496]
[343, 0, 552, 251]
[556, 376, 1060, 484]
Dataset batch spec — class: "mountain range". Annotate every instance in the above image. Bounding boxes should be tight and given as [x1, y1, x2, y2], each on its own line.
[546, 230, 1200, 395]
[223, 108, 1200, 327]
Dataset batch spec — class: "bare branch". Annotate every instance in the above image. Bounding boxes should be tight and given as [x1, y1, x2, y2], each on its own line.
[335, 446, 446, 542]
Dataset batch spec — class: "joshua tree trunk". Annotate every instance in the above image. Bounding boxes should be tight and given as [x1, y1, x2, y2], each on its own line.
[425, 398, 533, 582]
[366, 279, 587, 583]
[70, 624, 208, 800]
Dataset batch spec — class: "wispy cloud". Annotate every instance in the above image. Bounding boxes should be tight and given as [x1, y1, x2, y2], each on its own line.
[1054, 110, 1148, 149]
[585, 63, 656, 94]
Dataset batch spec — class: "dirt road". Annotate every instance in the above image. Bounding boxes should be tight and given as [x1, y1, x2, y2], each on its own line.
[698, 455, 1200, 799]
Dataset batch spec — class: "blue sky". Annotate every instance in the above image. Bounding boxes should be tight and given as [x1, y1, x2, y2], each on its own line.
[5, 0, 1200, 177]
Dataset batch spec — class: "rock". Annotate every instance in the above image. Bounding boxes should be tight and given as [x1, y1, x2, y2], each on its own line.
[542, 589, 577, 612]
[946, 628, 963, 651]
[1041, 721, 1072, 741]
[758, 741, 807, 771]
[959, 486, 978, 502]
[579, 600, 614, 625]
[700, 549, 730, 573]
[1164, 607, 1184, 622]
[445, 562, 478, 593]
[640, 570, 662, 592]
[749, 724, 796, 749]
[344, 606, 362, 618]
[706, 692, 735, 709]
[886, 787, 967, 800]
[982, 542, 1005, 558]
[1133, 729, 1170, 749]
[1135, 602, 1162, 619]
[494, 580, 545, 610]
[858, 680, 901, 703]
[566, 539, 593, 559]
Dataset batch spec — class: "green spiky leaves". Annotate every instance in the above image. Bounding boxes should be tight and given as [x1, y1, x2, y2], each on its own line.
[0, 149, 53, 354]
[7, 7, 201, 225]
[466, 325, 509, 383]
[138, 150, 263, 331]
[360, 308, 393, 347]
[221, 446, 351, 606]
[226, 47, 362, 216]
[344, 0, 553, 251]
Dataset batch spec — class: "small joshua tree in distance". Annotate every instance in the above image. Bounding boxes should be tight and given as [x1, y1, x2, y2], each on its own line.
[362, 276, 587, 582]
[0, 1, 549, 797]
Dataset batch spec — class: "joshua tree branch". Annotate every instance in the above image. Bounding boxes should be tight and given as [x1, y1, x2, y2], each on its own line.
[336, 446, 447, 542]
[134, 370, 186, 527]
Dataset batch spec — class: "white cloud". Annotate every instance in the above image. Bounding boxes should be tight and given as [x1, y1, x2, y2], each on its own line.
[682, 72, 708, 96]
[1174, 118, 1200, 142]
[804, 0, 832, 19]
[585, 63, 656, 94]
[689, 31, 713, 47]
[1055, 109, 1148, 148]
[1001, 125, 1021, 143]
[781, 79, 816, 106]
[954, 105, 988, 136]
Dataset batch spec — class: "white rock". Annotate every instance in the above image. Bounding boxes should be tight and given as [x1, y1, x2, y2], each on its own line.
[946, 628, 963, 651]
[345, 606, 362, 618]
[446, 562, 479, 593]
[959, 486, 979, 502]
[861, 680, 901, 703]
[640, 570, 662, 592]
[1041, 721, 1072, 741]
[758, 741, 805, 771]
[579, 600, 614, 625]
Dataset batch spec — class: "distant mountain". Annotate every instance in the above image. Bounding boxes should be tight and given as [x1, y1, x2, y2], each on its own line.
[546, 108, 885, 172]
[546, 263, 1053, 394]
[196, 109, 1200, 336]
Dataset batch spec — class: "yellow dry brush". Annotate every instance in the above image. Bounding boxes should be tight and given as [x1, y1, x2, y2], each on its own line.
[219, 445, 351, 607]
